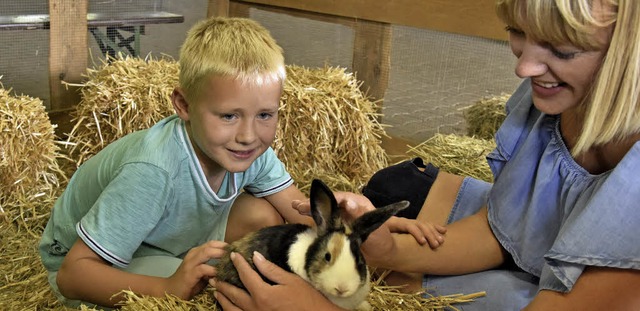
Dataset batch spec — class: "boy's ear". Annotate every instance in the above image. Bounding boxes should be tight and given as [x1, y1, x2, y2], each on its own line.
[172, 87, 190, 121]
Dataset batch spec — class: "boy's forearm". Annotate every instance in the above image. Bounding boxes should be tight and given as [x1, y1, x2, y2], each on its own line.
[379, 207, 506, 275]
[57, 239, 169, 307]
[58, 258, 167, 307]
[267, 185, 314, 226]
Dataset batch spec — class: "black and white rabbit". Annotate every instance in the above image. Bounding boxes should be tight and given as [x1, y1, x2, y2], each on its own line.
[215, 179, 408, 310]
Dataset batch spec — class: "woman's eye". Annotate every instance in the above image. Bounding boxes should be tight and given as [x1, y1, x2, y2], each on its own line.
[549, 47, 579, 60]
[505, 26, 524, 36]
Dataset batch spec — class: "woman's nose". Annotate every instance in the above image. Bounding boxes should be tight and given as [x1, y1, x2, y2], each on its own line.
[514, 40, 548, 78]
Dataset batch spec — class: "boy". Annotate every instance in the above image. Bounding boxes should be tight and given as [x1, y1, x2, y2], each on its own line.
[39, 17, 313, 308]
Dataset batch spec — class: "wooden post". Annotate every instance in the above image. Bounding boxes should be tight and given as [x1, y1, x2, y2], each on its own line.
[48, 0, 87, 112]
[353, 20, 391, 112]
[208, 0, 230, 17]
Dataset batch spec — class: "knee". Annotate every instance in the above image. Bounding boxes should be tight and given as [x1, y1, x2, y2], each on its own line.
[362, 157, 439, 219]
[228, 194, 284, 240]
[244, 198, 284, 229]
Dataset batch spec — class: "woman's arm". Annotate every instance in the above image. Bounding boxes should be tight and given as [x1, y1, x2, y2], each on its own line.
[525, 267, 640, 310]
[364, 206, 507, 275]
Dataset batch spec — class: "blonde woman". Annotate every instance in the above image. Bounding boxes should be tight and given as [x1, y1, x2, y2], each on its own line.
[215, 1, 640, 310]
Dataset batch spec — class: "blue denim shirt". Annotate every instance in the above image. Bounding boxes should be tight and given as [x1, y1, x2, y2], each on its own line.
[486, 80, 640, 293]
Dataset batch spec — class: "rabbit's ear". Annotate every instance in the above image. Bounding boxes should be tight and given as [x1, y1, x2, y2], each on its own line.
[351, 200, 409, 243]
[310, 179, 340, 232]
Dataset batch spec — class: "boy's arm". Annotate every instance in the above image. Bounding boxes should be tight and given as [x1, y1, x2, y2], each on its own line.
[264, 185, 314, 226]
[57, 239, 224, 307]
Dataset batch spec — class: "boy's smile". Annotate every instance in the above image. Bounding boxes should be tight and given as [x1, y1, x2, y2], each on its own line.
[175, 75, 282, 185]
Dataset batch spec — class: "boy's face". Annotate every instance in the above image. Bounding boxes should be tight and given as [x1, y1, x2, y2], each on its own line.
[182, 75, 282, 176]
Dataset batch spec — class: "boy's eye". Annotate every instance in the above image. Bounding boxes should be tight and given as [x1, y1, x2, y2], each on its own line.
[258, 112, 274, 120]
[221, 114, 236, 121]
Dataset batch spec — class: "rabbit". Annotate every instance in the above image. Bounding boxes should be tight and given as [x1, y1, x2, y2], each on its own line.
[214, 178, 409, 311]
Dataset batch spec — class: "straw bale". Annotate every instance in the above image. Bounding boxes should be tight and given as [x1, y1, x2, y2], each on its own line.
[0, 83, 65, 231]
[78, 274, 484, 311]
[65, 58, 387, 192]
[275, 65, 389, 193]
[65, 54, 179, 166]
[408, 134, 496, 183]
[462, 93, 510, 140]
[0, 223, 63, 310]
[0, 60, 487, 310]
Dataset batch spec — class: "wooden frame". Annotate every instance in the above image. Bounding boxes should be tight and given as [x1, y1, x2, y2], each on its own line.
[15, 0, 183, 136]
[208, 0, 506, 110]
[36, 0, 503, 136]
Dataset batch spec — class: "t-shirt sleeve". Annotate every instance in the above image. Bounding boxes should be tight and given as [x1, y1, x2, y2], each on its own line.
[541, 144, 640, 292]
[77, 163, 172, 268]
[242, 147, 293, 197]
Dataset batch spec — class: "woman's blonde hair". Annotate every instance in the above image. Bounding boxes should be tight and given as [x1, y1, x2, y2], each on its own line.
[496, 0, 640, 156]
[178, 17, 286, 102]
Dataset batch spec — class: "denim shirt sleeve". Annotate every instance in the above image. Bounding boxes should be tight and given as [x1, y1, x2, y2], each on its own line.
[487, 79, 539, 179]
[542, 143, 640, 292]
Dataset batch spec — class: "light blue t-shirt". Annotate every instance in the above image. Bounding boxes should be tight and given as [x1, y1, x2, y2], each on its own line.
[487, 79, 640, 292]
[39, 115, 293, 271]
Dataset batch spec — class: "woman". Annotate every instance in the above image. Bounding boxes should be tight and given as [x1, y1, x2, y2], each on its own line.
[213, 0, 640, 309]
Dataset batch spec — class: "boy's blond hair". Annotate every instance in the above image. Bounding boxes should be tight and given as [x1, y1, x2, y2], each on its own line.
[496, 0, 640, 156]
[178, 17, 286, 102]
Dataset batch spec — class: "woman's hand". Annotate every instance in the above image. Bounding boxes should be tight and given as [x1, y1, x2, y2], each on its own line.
[212, 251, 344, 311]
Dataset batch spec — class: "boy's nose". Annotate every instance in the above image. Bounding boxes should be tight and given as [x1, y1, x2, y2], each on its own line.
[236, 120, 257, 143]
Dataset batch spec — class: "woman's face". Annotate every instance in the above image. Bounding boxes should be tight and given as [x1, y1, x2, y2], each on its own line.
[507, 3, 612, 115]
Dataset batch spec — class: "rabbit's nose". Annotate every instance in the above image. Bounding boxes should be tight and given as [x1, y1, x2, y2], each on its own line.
[334, 285, 350, 297]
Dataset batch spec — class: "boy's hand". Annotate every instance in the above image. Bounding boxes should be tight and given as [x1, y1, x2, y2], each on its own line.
[386, 216, 446, 248]
[164, 240, 227, 300]
[293, 191, 374, 222]
[294, 193, 445, 248]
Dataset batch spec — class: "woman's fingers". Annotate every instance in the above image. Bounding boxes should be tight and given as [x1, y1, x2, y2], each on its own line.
[214, 286, 245, 311]
[250, 251, 293, 286]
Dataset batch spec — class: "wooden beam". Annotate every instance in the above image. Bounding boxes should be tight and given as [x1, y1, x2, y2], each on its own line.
[229, 1, 252, 18]
[232, 0, 507, 41]
[48, 0, 88, 111]
[208, 0, 230, 17]
[353, 20, 391, 108]
[227, 1, 355, 28]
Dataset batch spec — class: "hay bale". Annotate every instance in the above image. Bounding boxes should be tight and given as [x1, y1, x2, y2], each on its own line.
[65, 54, 179, 166]
[88, 275, 485, 311]
[0, 224, 61, 310]
[408, 134, 496, 183]
[67, 59, 388, 192]
[462, 93, 510, 140]
[0, 83, 65, 232]
[275, 65, 388, 193]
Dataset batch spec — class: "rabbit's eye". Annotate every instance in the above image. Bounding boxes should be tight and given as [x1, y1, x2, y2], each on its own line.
[324, 252, 332, 262]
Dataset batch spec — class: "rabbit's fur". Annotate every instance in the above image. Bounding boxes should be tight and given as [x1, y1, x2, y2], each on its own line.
[215, 179, 408, 310]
